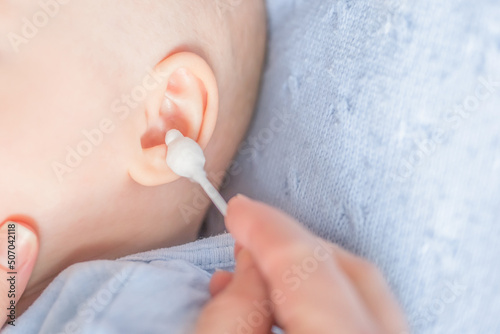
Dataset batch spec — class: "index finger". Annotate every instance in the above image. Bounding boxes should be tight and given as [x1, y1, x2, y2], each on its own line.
[225, 195, 332, 279]
[225, 196, 376, 332]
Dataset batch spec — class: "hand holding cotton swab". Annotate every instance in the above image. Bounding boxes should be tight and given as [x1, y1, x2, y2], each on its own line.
[165, 130, 228, 216]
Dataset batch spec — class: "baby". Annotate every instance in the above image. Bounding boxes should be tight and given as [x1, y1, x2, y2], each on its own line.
[0, 0, 266, 316]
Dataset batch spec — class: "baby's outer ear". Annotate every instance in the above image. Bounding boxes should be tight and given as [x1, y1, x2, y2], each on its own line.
[128, 52, 219, 187]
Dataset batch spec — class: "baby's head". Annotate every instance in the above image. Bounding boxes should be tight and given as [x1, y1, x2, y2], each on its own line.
[0, 0, 266, 304]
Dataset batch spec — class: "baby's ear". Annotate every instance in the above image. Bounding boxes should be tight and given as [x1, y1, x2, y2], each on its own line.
[128, 52, 219, 186]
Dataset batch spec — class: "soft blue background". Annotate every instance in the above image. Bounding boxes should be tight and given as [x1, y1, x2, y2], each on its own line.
[206, 0, 500, 332]
[5, 1, 500, 333]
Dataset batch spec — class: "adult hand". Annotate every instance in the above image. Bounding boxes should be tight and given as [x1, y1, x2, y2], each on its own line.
[196, 196, 408, 334]
[0, 221, 39, 326]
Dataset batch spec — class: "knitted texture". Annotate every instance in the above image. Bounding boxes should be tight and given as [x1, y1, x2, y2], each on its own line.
[204, 0, 500, 332]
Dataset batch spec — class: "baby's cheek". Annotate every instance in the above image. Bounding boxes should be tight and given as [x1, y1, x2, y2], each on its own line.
[0, 152, 61, 217]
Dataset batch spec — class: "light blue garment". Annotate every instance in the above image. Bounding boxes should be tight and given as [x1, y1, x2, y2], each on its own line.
[6, 0, 500, 333]
[3, 235, 235, 334]
[208, 0, 500, 333]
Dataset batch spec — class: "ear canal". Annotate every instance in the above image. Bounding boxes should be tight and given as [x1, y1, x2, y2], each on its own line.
[140, 68, 205, 150]
[140, 96, 188, 150]
[128, 52, 219, 187]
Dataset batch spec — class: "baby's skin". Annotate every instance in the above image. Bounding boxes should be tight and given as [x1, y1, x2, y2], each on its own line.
[0, 0, 265, 322]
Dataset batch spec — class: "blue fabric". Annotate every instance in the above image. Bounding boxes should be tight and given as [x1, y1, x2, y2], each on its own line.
[207, 0, 500, 333]
[6, 1, 500, 333]
[4, 234, 235, 334]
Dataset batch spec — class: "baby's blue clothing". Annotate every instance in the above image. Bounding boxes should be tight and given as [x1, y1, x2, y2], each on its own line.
[5, 0, 500, 333]
[3, 235, 235, 334]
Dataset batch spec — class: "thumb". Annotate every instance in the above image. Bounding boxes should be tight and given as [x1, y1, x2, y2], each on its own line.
[0, 221, 39, 326]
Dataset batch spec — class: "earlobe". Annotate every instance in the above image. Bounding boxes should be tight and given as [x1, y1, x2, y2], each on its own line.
[128, 52, 219, 187]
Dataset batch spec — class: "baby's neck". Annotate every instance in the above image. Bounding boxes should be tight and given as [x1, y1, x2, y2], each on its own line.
[17, 218, 203, 318]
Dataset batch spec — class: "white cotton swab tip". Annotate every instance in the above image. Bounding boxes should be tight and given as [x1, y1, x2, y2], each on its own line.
[165, 130, 228, 216]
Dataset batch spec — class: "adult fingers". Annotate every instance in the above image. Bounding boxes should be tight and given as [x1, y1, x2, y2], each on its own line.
[327, 244, 409, 333]
[225, 196, 378, 333]
[209, 270, 233, 297]
[208, 241, 243, 297]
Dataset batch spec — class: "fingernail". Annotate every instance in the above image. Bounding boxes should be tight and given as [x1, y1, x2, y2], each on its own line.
[228, 194, 250, 205]
[227, 194, 251, 215]
[235, 194, 251, 202]
[0, 222, 38, 272]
